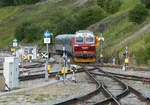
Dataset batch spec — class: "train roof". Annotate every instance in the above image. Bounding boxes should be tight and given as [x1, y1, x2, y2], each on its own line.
[75, 30, 94, 37]
[76, 30, 93, 34]
[55, 34, 75, 39]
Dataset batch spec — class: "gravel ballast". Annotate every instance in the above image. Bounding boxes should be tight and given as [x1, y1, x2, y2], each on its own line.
[0, 73, 96, 105]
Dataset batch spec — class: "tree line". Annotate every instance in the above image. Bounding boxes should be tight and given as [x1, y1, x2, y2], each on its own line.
[0, 0, 40, 7]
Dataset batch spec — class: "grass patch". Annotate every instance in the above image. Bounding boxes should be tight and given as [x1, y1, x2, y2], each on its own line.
[34, 94, 48, 102]
[120, 0, 140, 11]
[0, 0, 140, 48]
[0, 100, 8, 103]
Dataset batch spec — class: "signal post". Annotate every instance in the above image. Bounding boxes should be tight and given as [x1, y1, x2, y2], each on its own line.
[61, 44, 68, 83]
[125, 45, 129, 70]
[12, 38, 18, 56]
[44, 30, 51, 80]
[99, 24, 104, 65]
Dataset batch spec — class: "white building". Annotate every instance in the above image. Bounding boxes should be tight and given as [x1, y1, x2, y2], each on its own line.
[16, 45, 38, 62]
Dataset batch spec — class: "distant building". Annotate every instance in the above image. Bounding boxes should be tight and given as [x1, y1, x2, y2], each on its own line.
[16, 45, 37, 62]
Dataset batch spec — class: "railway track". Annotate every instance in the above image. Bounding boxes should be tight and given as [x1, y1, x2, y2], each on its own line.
[19, 63, 150, 82]
[91, 70, 150, 82]
[54, 65, 150, 105]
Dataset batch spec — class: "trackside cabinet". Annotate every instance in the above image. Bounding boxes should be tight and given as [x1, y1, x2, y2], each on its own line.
[3, 57, 19, 90]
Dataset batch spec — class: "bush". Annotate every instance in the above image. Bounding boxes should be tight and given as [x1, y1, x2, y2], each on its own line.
[135, 46, 150, 65]
[52, 6, 106, 35]
[97, 0, 122, 14]
[13, 0, 40, 5]
[76, 6, 105, 29]
[97, 0, 105, 8]
[141, 0, 150, 8]
[145, 46, 150, 60]
[128, 4, 149, 24]
[0, 0, 40, 7]
[15, 21, 42, 43]
[54, 17, 78, 35]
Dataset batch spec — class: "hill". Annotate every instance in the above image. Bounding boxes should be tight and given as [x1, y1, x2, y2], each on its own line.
[88, 0, 150, 66]
[0, 0, 92, 47]
[0, 0, 139, 48]
[0, 0, 149, 66]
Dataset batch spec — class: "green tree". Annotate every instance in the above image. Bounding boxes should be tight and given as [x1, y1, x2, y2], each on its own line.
[97, 0, 105, 8]
[76, 6, 105, 29]
[97, 0, 122, 14]
[55, 17, 78, 35]
[15, 22, 31, 41]
[15, 21, 42, 43]
[0, 0, 14, 6]
[128, 4, 149, 24]
[0, 0, 40, 7]
[141, 0, 150, 8]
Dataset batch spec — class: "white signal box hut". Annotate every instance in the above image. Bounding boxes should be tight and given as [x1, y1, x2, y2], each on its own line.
[16, 45, 37, 61]
[3, 57, 19, 90]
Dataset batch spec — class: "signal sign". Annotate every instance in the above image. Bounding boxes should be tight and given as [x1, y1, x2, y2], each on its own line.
[44, 31, 51, 43]
[13, 38, 18, 47]
[99, 24, 104, 33]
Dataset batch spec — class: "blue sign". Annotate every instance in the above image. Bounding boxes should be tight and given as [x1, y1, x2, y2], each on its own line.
[44, 31, 51, 38]
[13, 38, 18, 43]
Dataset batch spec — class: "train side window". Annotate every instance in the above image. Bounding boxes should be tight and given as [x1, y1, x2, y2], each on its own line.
[76, 37, 83, 43]
[86, 37, 94, 43]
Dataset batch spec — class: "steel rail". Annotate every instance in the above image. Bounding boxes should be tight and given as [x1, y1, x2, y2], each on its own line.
[54, 66, 122, 105]
[91, 71, 129, 105]
[94, 67, 150, 104]
[54, 68, 102, 105]
[103, 71, 150, 81]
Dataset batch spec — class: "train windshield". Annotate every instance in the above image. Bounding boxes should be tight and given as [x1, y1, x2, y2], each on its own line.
[86, 37, 94, 43]
[76, 37, 83, 43]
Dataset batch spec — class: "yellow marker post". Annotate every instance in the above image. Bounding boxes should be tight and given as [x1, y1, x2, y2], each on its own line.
[100, 54, 103, 58]
[125, 58, 129, 64]
[48, 65, 51, 71]
[24, 56, 28, 60]
[11, 48, 15, 52]
[61, 67, 68, 73]
[45, 64, 51, 71]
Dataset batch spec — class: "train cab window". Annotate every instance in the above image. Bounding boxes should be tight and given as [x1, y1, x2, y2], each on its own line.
[76, 37, 83, 43]
[86, 37, 94, 43]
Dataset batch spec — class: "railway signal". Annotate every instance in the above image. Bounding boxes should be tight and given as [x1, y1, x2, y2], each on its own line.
[44, 30, 51, 80]
[125, 45, 129, 70]
[99, 24, 104, 33]
[62, 43, 67, 82]
[12, 38, 18, 56]
[99, 24, 105, 65]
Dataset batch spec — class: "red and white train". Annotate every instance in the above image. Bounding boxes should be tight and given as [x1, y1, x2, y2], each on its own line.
[55, 30, 97, 62]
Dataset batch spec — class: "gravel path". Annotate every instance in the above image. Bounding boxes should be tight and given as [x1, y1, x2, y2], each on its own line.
[0, 73, 96, 105]
[114, 23, 150, 48]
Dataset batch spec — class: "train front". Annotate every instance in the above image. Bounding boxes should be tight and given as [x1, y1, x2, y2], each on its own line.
[72, 30, 96, 62]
